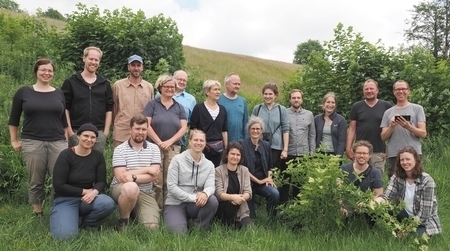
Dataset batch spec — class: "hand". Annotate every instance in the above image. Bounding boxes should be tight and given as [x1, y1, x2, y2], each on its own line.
[68, 130, 76, 137]
[394, 116, 411, 129]
[81, 189, 99, 204]
[340, 207, 348, 217]
[11, 140, 22, 151]
[195, 192, 208, 207]
[145, 166, 160, 177]
[119, 174, 133, 183]
[263, 177, 276, 187]
[158, 140, 173, 151]
[345, 149, 354, 160]
[374, 197, 385, 204]
[280, 150, 287, 159]
[230, 194, 246, 205]
[389, 116, 399, 128]
[103, 130, 110, 137]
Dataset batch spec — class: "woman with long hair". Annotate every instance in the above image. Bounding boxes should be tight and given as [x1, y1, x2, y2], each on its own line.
[375, 147, 441, 236]
[314, 92, 347, 156]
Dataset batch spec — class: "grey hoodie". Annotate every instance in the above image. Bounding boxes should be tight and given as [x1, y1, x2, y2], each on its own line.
[166, 150, 216, 205]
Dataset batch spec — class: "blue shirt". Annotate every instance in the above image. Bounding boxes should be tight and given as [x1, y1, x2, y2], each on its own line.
[218, 94, 248, 142]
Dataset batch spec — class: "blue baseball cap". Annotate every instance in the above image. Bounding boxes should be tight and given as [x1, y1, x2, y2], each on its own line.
[128, 54, 143, 64]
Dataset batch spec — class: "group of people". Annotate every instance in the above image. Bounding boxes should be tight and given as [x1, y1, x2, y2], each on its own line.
[8, 46, 440, 239]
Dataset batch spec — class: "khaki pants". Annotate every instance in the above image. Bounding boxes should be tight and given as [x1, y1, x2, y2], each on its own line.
[155, 145, 181, 210]
[21, 139, 67, 204]
[369, 153, 386, 173]
[110, 183, 160, 224]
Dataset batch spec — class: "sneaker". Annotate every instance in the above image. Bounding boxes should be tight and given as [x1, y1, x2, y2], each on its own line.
[116, 218, 130, 232]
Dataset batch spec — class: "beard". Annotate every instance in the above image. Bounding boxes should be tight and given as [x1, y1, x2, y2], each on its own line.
[132, 135, 145, 144]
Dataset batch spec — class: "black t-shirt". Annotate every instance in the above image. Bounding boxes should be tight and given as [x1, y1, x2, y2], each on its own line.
[253, 150, 265, 180]
[349, 100, 392, 152]
[8, 86, 67, 141]
[53, 148, 107, 198]
[340, 163, 383, 192]
[227, 169, 240, 194]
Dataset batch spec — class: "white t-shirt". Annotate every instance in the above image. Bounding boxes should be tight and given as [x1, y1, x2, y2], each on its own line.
[404, 182, 416, 216]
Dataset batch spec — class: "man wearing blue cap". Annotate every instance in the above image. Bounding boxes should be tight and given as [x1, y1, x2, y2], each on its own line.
[112, 54, 154, 148]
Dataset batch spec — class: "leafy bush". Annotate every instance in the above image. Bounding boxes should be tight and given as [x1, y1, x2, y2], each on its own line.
[58, 4, 185, 82]
[276, 153, 427, 248]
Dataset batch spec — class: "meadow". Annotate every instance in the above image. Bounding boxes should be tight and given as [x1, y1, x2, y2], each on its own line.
[1, 7, 449, 251]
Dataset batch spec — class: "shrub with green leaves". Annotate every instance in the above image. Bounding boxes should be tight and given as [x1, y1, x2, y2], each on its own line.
[276, 153, 427, 248]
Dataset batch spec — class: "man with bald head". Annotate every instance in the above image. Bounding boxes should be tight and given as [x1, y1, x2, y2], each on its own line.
[218, 72, 248, 142]
[172, 70, 196, 150]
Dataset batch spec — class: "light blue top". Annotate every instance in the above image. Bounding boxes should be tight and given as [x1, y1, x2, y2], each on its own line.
[218, 94, 248, 142]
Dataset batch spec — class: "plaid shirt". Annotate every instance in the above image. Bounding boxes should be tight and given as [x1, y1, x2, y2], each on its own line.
[382, 172, 442, 235]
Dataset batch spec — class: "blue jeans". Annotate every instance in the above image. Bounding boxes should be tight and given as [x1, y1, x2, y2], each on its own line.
[248, 184, 280, 219]
[50, 194, 116, 240]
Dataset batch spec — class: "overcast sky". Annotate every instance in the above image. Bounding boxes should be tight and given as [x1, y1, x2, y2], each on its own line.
[15, 0, 422, 63]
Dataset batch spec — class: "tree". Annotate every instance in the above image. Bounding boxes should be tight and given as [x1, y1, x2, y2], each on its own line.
[284, 23, 449, 135]
[36, 7, 66, 21]
[292, 39, 323, 64]
[59, 4, 185, 82]
[405, 0, 450, 59]
[0, 0, 20, 12]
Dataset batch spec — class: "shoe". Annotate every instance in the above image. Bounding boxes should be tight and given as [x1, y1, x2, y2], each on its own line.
[116, 218, 130, 232]
[33, 212, 44, 222]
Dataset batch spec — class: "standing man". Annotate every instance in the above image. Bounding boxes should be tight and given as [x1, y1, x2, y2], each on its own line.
[112, 54, 154, 148]
[173, 70, 196, 151]
[346, 79, 392, 173]
[218, 72, 248, 142]
[110, 114, 161, 231]
[62, 46, 113, 153]
[280, 89, 315, 203]
[380, 80, 427, 177]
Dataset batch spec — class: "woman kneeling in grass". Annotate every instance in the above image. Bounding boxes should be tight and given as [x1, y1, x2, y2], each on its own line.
[375, 147, 442, 236]
[215, 142, 252, 228]
[50, 124, 116, 240]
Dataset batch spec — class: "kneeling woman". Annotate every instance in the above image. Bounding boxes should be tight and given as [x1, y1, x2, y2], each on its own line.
[50, 124, 116, 240]
[164, 130, 218, 234]
[375, 147, 441, 236]
[215, 142, 252, 228]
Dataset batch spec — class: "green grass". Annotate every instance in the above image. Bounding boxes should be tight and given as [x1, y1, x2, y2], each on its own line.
[1, 137, 449, 250]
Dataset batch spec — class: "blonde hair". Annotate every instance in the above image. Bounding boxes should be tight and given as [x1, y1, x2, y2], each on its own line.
[154, 74, 175, 92]
[322, 92, 336, 105]
[203, 80, 221, 95]
[83, 46, 103, 59]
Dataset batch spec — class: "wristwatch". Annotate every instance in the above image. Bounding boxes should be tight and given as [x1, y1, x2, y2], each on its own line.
[132, 174, 137, 182]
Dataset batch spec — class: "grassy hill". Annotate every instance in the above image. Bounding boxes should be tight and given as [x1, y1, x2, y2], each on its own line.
[183, 46, 299, 94]
[1, 8, 299, 96]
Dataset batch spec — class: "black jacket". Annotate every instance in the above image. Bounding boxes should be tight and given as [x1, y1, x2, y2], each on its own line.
[61, 72, 113, 130]
[239, 138, 273, 178]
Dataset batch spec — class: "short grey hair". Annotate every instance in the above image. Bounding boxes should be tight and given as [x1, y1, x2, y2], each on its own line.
[246, 115, 265, 132]
[203, 80, 221, 95]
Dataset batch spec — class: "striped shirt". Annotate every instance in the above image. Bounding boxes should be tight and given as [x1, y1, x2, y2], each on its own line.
[381, 172, 442, 235]
[110, 140, 161, 193]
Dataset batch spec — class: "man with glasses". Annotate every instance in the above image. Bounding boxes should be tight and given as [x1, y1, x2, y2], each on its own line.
[346, 79, 392, 173]
[380, 80, 427, 177]
[340, 140, 383, 224]
[112, 55, 154, 148]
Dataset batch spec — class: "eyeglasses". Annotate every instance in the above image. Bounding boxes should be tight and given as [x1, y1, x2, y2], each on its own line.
[354, 152, 370, 156]
[394, 88, 409, 92]
[250, 128, 261, 131]
[161, 86, 175, 89]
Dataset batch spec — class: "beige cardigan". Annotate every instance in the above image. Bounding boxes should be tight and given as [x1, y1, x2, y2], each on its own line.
[215, 164, 252, 221]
